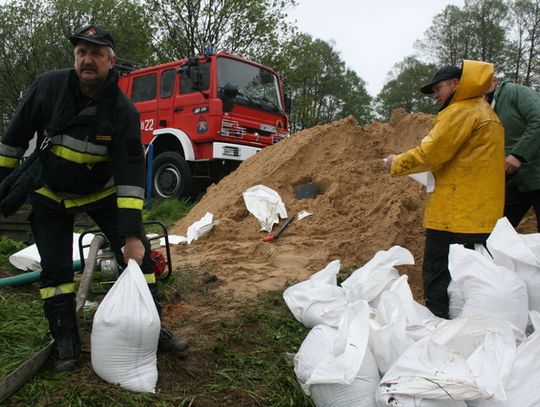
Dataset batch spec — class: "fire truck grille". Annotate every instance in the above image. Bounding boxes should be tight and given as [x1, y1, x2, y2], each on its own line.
[222, 146, 240, 157]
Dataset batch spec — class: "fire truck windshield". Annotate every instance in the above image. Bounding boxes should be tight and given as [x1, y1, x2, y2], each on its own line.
[217, 57, 283, 114]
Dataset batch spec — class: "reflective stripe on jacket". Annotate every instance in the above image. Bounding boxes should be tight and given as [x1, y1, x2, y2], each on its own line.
[391, 60, 505, 233]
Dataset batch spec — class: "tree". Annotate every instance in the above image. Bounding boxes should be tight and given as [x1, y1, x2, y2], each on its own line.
[415, 5, 470, 65]
[509, 0, 540, 86]
[415, 0, 509, 68]
[0, 0, 154, 133]
[266, 33, 372, 132]
[146, 0, 297, 62]
[375, 56, 438, 120]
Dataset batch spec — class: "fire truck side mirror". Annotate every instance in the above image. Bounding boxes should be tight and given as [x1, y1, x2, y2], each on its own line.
[223, 84, 239, 99]
[284, 93, 292, 114]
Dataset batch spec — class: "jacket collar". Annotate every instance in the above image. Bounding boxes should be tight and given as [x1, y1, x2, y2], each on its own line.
[69, 68, 118, 106]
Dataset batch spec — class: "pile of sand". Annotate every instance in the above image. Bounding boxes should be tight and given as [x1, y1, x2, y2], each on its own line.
[170, 109, 437, 301]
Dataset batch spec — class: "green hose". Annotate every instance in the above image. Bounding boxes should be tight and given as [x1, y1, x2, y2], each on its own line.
[0, 260, 82, 288]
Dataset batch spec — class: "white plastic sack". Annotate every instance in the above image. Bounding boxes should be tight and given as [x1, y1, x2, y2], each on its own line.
[369, 291, 414, 375]
[9, 232, 94, 271]
[377, 317, 517, 404]
[342, 246, 414, 306]
[389, 275, 442, 341]
[242, 185, 287, 232]
[490, 330, 540, 407]
[448, 244, 494, 320]
[408, 171, 435, 193]
[448, 244, 529, 332]
[283, 260, 347, 328]
[91, 259, 160, 393]
[294, 301, 371, 394]
[486, 217, 540, 312]
[530, 310, 540, 332]
[448, 279, 465, 320]
[379, 396, 467, 407]
[310, 347, 379, 407]
[187, 211, 215, 244]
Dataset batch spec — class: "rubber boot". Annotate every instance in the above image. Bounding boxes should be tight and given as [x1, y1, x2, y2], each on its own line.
[43, 293, 81, 373]
[149, 283, 190, 354]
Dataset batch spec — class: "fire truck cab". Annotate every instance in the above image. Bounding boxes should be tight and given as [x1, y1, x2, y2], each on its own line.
[117, 51, 290, 199]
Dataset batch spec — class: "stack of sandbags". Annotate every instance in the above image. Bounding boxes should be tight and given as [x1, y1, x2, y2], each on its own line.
[285, 226, 540, 406]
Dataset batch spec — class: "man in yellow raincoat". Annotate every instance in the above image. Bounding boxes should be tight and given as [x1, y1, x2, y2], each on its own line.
[383, 60, 505, 319]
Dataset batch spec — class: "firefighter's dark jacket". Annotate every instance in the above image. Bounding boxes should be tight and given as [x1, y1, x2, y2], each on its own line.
[0, 68, 145, 237]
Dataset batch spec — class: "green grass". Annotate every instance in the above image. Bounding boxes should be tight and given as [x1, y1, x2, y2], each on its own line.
[143, 198, 194, 230]
[0, 236, 27, 273]
[1, 281, 313, 406]
[0, 195, 314, 406]
[205, 291, 314, 406]
[0, 293, 50, 379]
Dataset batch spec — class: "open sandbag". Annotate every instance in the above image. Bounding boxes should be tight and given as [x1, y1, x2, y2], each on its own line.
[448, 244, 528, 332]
[283, 260, 347, 327]
[377, 317, 518, 404]
[486, 217, 540, 312]
[342, 246, 414, 307]
[294, 301, 378, 406]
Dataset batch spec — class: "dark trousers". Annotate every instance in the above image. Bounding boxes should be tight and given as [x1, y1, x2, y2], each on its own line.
[422, 229, 489, 319]
[505, 182, 540, 232]
[30, 196, 154, 290]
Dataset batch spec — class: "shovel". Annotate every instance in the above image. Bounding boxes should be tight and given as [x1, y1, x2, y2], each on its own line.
[262, 214, 296, 242]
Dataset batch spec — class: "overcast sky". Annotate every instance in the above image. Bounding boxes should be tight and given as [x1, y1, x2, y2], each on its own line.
[287, 0, 465, 96]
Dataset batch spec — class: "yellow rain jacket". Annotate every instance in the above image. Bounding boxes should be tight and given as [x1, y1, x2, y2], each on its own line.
[391, 60, 505, 233]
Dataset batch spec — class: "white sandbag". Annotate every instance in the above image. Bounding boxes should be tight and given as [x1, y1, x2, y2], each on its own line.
[377, 396, 467, 406]
[342, 246, 414, 306]
[486, 217, 540, 312]
[447, 279, 464, 320]
[283, 260, 347, 328]
[9, 232, 94, 271]
[294, 301, 371, 394]
[369, 291, 414, 375]
[529, 310, 540, 332]
[91, 260, 160, 393]
[377, 317, 517, 404]
[448, 244, 529, 332]
[242, 185, 287, 231]
[389, 275, 442, 341]
[369, 277, 440, 375]
[448, 244, 494, 321]
[489, 330, 540, 407]
[311, 347, 379, 407]
[187, 211, 215, 244]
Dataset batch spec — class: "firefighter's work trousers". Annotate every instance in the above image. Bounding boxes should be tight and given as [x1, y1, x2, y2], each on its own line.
[30, 195, 154, 297]
[422, 228, 490, 319]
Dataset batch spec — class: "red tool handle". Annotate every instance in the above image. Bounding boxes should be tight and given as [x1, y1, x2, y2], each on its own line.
[262, 214, 296, 242]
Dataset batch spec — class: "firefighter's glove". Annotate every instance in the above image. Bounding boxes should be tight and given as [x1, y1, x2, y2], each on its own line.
[0, 171, 33, 216]
[0, 158, 43, 217]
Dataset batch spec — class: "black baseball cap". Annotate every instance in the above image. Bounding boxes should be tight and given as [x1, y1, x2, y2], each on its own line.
[420, 65, 462, 94]
[69, 24, 115, 49]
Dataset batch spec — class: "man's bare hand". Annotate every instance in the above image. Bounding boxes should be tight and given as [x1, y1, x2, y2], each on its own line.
[505, 154, 522, 174]
[383, 154, 396, 170]
[123, 236, 145, 266]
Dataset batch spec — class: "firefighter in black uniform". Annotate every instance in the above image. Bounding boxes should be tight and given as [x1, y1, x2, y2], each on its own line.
[0, 25, 188, 372]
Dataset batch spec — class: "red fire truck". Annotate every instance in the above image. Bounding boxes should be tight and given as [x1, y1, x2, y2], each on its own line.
[117, 50, 290, 199]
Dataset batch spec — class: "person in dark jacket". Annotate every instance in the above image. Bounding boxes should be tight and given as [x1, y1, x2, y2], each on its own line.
[487, 77, 540, 231]
[0, 25, 188, 372]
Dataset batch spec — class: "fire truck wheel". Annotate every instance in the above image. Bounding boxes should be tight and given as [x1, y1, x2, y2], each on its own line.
[152, 152, 192, 199]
